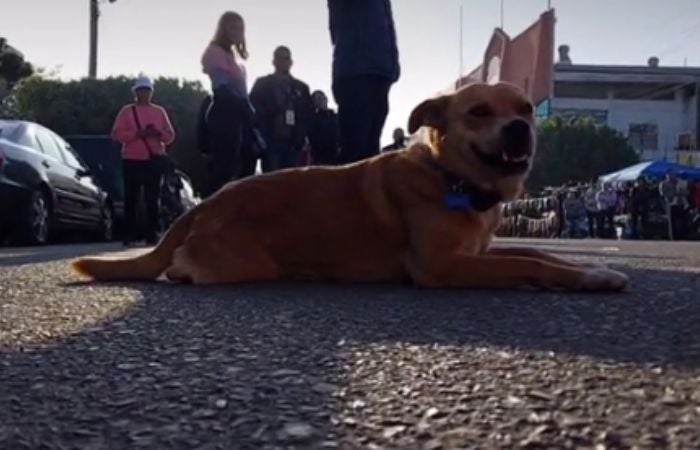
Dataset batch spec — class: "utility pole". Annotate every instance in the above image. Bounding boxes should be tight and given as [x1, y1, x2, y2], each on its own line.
[89, 0, 99, 78]
[89, 0, 117, 78]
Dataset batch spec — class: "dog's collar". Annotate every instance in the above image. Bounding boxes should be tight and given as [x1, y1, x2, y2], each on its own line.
[424, 157, 502, 212]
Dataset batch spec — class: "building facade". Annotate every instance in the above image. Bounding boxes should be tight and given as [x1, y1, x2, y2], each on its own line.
[449, 10, 700, 167]
[550, 53, 700, 165]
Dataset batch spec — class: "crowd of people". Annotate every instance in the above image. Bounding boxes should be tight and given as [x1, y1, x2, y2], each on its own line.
[107, 1, 700, 247]
[559, 174, 700, 240]
[110, 1, 407, 246]
[197, 4, 404, 197]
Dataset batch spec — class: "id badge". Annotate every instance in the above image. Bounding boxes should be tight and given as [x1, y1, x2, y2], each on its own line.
[285, 109, 296, 126]
[444, 192, 471, 211]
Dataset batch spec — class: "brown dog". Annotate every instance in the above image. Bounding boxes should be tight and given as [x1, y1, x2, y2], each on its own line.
[72, 83, 628, 291]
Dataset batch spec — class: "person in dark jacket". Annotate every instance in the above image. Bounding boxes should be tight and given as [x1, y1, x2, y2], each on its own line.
[328, 0, 400, 164]
[250, 46, 313, 173]
[308, 90, 341, 166]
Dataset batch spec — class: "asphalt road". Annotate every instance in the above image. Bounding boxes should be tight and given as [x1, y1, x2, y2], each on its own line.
[1, 239, 699, 449]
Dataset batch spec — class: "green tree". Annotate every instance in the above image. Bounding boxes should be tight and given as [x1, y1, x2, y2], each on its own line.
[527, 116, 640, 191]
[0, 38, 34, 91]
[0, 38, 34, 116]
[13, 75, 210, 193]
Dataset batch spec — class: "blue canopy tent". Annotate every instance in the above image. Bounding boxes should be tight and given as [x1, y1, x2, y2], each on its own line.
[599, 161, 700, 183]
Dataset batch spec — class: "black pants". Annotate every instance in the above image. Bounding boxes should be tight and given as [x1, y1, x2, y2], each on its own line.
[630, 209, 648, 239]
[206, 93, 244, 196]
[261, 140, 300, 173]
[597, 209, 615, 238]
[239, 128, 259, 178]
[123, 160, 161, 242]
[669, 205, 687, 241]
[333, 75, 392, 164]
[586, 211, 598, 238]
[311, 146, 338, 166]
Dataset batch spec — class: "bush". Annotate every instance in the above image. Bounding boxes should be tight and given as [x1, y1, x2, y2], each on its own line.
[13, 76, 210, 193]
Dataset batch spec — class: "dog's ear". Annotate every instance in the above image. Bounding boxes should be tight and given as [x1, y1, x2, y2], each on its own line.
[408, 95, 450, 134]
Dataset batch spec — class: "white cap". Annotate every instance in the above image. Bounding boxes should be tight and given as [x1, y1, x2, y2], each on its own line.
[133, 75, 154, 91]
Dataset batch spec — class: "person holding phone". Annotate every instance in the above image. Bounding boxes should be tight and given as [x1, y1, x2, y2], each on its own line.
[111, 75, 175, 246]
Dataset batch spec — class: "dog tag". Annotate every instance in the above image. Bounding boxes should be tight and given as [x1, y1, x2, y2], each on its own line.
[285, 109, 296, 126]
[444, 192, 471, 211]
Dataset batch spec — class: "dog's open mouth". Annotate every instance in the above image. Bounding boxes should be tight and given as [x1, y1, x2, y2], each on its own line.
[471, 143, 530, 175]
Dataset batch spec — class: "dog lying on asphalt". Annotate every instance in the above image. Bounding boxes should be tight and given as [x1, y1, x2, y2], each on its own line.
[72, 83, 628, 291]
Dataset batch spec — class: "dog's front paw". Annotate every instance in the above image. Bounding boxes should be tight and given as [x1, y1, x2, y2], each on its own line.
[579, 268, 629, 292]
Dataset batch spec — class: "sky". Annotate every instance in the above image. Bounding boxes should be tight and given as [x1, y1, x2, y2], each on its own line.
[3, 0, 700, 145]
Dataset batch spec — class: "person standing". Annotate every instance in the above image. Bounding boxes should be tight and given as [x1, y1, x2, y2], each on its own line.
[308, 90, 341, 166]
[328, 0, 400, 163]
[596, 183, 617, 239]
[583, 182, 599, 238]
[692, 180, 700, 210]
[563, 190, 586, 238]
[250, 46, 312, 173]
[111, 75, 175, 246]
[629, 180, 650, 239]
[382, 127, 407, 152]
[201, 11, 254, 195]
[659, 172, 680, 240]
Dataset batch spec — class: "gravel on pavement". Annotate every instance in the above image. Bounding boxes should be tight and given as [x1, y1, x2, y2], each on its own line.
[1, 239, 699, 449]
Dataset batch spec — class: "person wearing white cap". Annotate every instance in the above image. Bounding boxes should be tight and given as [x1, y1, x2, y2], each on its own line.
[111, 75, 176, 246]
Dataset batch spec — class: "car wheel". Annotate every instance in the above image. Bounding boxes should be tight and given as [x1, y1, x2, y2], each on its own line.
[17, 190, 52, 246]
[100, 204, 114, 242]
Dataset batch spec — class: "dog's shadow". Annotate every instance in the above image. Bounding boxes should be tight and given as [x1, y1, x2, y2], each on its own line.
[2, 264, 699, 447]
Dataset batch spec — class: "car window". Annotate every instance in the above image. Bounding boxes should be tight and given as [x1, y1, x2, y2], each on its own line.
[52, 134, 84, 169]
[34, 128, 64, 161]
[15, 129, 37, 148]
[0, 122, 21, 140]
[0, 122, 35, 147]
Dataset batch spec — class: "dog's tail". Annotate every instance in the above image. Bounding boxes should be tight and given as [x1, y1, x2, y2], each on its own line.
[71, 207, 197, 282]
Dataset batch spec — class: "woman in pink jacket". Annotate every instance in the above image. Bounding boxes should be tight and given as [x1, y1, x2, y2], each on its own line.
[111, 75, 175, 246]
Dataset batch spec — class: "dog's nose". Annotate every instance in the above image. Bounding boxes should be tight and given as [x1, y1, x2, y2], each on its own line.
[501, 119, 532, 157]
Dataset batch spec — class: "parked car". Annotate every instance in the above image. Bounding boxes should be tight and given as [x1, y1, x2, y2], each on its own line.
[0, 120, 114, 245]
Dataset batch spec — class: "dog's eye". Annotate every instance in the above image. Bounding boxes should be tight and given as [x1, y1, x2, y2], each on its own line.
[518, 102, 534, 117]
[468, 103, 493, 118]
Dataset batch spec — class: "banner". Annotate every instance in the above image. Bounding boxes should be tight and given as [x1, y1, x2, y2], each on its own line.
[456, 9, 556, 105]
